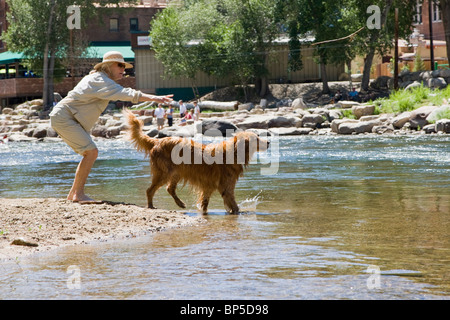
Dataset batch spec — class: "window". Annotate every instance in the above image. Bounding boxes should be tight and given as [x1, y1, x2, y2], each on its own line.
[130, 18, 138, 31]
[432, 1, 441, 22]
[110, 18, 119, 32]
[414, 0, 422, 24]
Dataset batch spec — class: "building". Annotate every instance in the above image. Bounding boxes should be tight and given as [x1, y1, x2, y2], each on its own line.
[0, 1, 169, 107]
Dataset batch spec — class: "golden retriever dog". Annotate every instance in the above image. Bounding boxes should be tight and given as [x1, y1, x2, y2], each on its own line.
[123, 109, 269, 214]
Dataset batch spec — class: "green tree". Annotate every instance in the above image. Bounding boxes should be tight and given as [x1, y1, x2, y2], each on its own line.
[276, 0, 357, 94]
[348, 0, 416, 91]
[2, 0, 138, 109]
[150, 0, 279, 99]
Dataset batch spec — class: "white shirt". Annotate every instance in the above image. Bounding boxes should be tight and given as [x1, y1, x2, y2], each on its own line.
[154, 107, 165, 119]
[179, 103, 187, 115]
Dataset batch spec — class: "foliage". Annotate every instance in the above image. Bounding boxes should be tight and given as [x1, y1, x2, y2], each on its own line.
[150, 0, 279, 98]
[413, 53, 426, 72]
[374, 85, 450, 114]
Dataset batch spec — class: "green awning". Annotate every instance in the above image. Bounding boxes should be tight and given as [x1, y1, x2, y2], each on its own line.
[0, 51, 24, 65]
[84, 43, 134, 61]
[0, 43, 134, 65]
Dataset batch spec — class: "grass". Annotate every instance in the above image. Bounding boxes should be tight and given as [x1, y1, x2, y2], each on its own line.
[373, 85, 450, 115]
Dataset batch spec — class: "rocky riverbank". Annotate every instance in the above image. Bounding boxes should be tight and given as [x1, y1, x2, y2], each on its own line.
[1, 82, 450, 143]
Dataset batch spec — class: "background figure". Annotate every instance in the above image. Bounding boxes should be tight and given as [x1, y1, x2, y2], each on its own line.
[154, 103, 166, 130]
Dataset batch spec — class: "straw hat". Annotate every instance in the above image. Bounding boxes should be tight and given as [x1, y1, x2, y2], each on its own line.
[94, 51, 133, 70]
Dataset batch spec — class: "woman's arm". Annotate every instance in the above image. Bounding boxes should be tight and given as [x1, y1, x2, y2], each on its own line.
[140, 93, 174, 105]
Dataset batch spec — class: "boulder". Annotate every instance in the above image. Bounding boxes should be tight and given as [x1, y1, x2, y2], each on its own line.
[352, 104, 375, 119]
[427, 77, 447, 89]
[392, 111, 411, 129]
[236, 115, 270, 130]
[422, 124, 437, 134]
[268, 127, 313, 136]
[32, 126, 49, 139]
[330, 119, 359, 133]
[426, 104, 450, 123]
[409, 106, 438, 129]
[337, 120, 379, 134]
[1, 107, 13, 115]
[267, 116, 296, 128]
[301, 114, 325, 127]
[201, 119, 238, 137]
[372, 124, 395, 134]
[436, 119, 450, 133]
[292, 97, 308, 110]
[405, 81, 423, 91]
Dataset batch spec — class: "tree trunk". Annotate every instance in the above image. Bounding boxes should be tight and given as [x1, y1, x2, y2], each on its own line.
[361, 0, 394, 91]
[320, 59, 330, 94]
[255, 76, 269, 98]
[42, 0, 56, 111]
[440, 0, 450, 61]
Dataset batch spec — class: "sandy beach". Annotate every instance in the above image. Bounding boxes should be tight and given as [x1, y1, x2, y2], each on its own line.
[0, 198, 205, 261]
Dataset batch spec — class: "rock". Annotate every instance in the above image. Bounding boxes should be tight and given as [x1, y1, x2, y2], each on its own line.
[1, 107, 13, 115]
[351, 74, 363, 82]
[11, 238, 38, 247]
[328, 109, 343, 121]
[238, 103, 254, 111]
[330, 119, 359, 133]
[268, 127, 313, 136]
[267, 116, 296, 128]
[422, 124, 437, 134]
[91, 125, 108, 137]
[352, 104, 375, 119]
[201, 119, 238, 137]
[436, 119, 450, 133]
[106, 126, 122, 138]
[426, 105, 450, 123]
[392, 111, 412, 129]
[405, 81, 423, 91]
[370, 76, 392, 89]
[32, 126, 49, 139]
[146, 128, 159, 137]
[427, 77, 447, 89]
[301, 114, 325, 127]
[236, 115, 270, 130]
[338, 120, 379, 134]
[335, 101, 360, 109]
[372, 124, 395, 134]
[409, 106, 438, 129]
[439, 69, 450, 78]
[292, 98, 308, 110]
[46, 127, 58, 138]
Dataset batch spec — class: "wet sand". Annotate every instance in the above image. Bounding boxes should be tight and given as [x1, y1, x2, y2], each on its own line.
[0, 198, 205, 261]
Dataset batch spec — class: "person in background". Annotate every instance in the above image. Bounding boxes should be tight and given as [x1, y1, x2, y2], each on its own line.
[50, 51, 173, 203]
[167, 104, 174, 127]
[179, 100, 187, 118]
[193, 101, 200, 121]
[154, 103, 166, 130]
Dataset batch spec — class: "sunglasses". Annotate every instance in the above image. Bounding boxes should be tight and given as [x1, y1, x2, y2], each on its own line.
[117, 63, 126, 68]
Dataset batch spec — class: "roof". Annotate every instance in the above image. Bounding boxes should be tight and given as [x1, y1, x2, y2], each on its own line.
[85, 42, 135, 61]
[0, 43, 134, 65]
[0, 51, 25, 65]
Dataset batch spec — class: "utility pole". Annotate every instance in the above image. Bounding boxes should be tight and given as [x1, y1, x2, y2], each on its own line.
[429, 0, 435, 70]
[394, 8, 399, 90]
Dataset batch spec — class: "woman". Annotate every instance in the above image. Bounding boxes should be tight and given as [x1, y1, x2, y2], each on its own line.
[50, 51, 173, 203]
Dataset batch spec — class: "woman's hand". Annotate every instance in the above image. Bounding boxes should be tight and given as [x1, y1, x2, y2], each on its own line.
[141, 93, 174, 104]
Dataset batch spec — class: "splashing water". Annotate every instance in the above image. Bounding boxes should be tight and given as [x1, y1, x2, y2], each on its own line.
[238, 190, 262, 213]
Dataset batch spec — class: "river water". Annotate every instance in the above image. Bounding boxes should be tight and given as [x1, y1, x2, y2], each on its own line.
[0, 134, 449, 299]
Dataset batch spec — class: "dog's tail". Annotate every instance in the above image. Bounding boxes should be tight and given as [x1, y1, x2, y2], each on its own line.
[123, 108, 157, 156]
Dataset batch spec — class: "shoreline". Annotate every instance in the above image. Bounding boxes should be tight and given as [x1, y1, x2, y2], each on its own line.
[0, 198, 205, 261]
